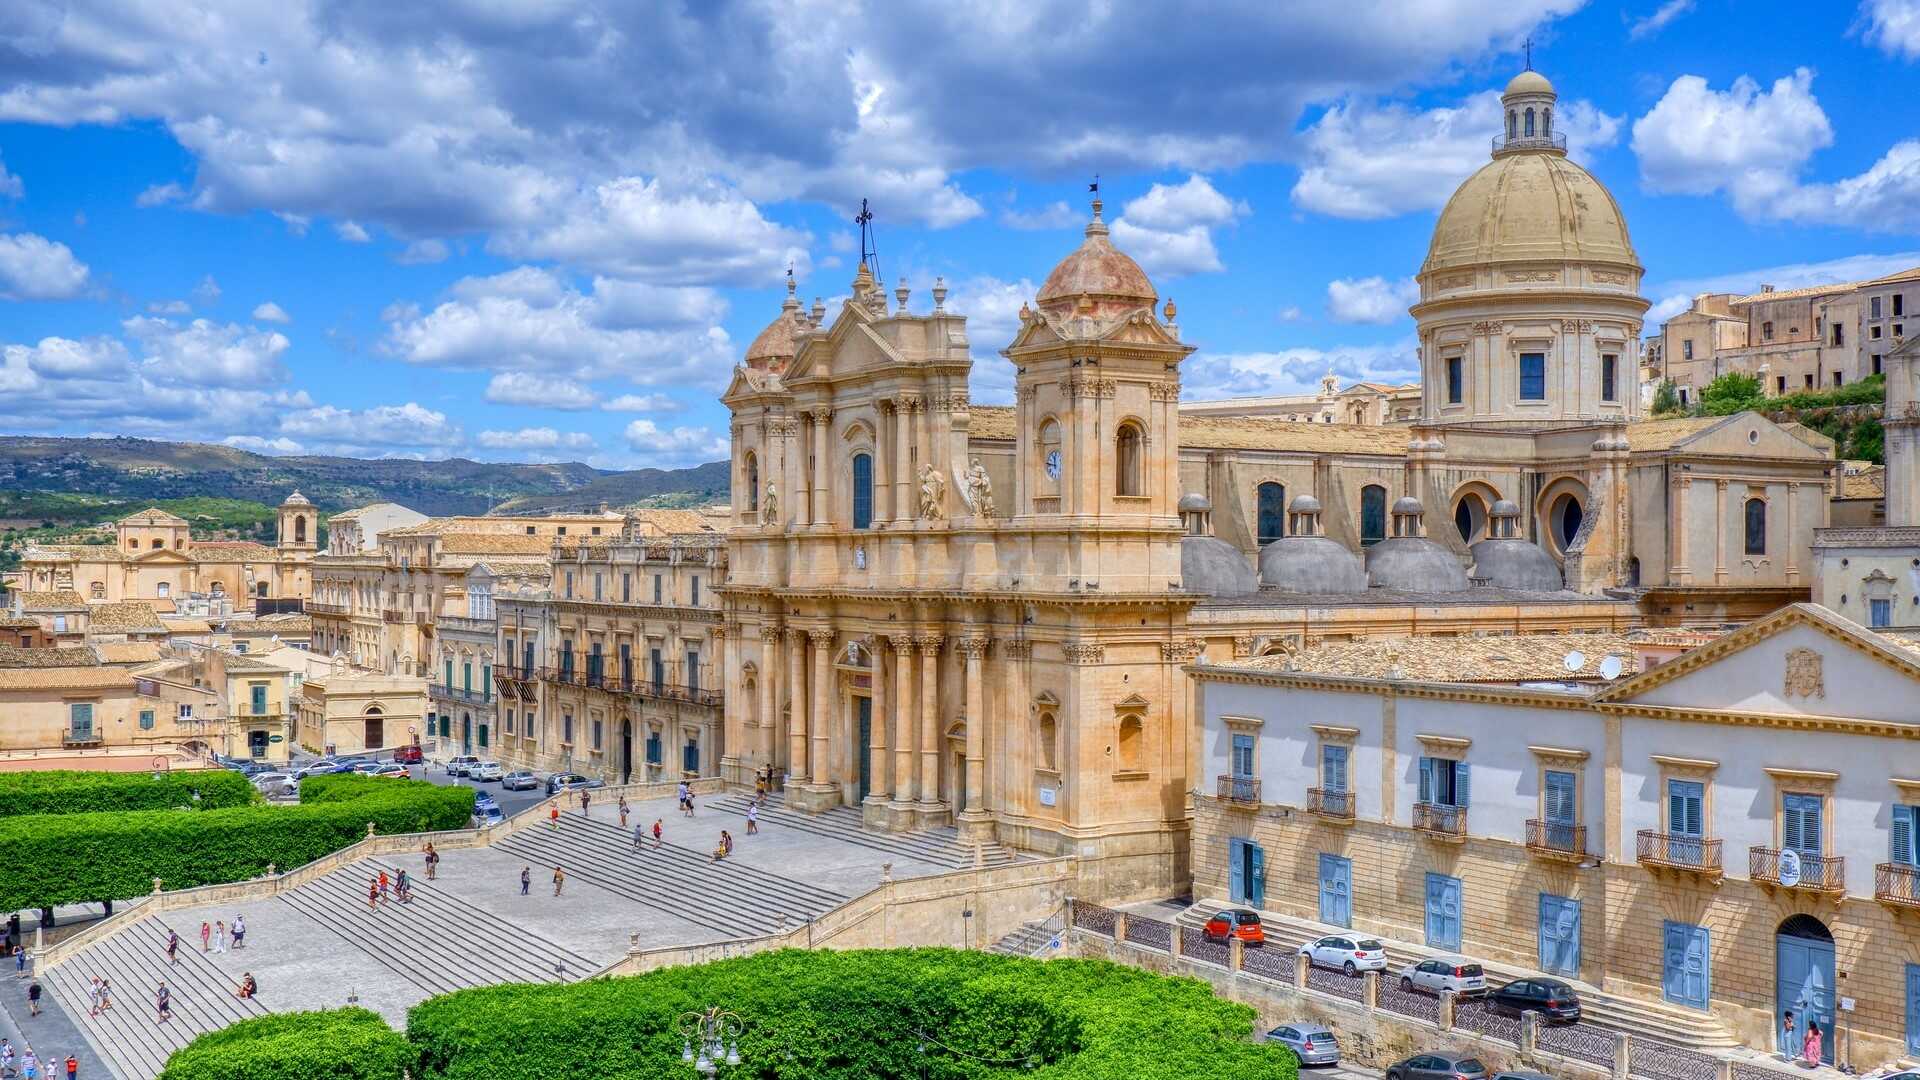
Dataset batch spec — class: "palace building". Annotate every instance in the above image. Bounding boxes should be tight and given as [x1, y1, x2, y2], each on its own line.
[716, 65, 1835, 900]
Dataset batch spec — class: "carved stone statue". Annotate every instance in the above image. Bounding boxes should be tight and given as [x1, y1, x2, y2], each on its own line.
[962, 457, 996, 518]
[1783, 647, 1824, 699]
[918, 463, 946, 520]
[761, 480, 779, 525]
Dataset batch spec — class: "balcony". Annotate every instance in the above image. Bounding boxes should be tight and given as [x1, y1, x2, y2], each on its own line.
[381, 609, 431, 625]
[1215, 774, 1260, 806]
[1874, 862, 1920, 912]
[429, 685, 490, 705]
[1412, 801, 1467, 841]
[1307, 787, 1355, 823]
[1749, 847, 1845, 895]
[1636, 830, 1723, 878]
[437, 615, 495, 634]
[1525, 819, 1588, 862]
[63, 729, 103, 749]
[536, 666, 721, 707]
[306, 601, 347, 616]
[1492, 132, 1568, 154]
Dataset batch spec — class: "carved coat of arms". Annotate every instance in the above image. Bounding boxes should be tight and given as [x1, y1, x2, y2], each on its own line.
[1783, 647, 1824, 700]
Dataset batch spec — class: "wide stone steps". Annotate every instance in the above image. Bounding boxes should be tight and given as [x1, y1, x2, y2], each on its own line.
[45, 917, 269, 1080]
[495, 814, 849, 937]
[706, 794, 1022, 870]
[277, 863, 598, 997]
[989, 921, 1058, 957]
[1174, 901, 1739, 1050]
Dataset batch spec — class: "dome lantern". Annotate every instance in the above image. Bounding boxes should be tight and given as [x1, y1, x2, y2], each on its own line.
[1497, 68, 1561, 156]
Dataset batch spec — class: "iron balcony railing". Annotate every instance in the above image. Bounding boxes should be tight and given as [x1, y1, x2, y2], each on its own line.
[430, 685, 490, 704]
[1215, 774, 1260, 805]
[1525, 819, 1587, 860]
[1636, 830, 1722, 874]
[536, 666, 721, 707]
[1874, 862, 1920, 909]
[1749, 847, 1845, 893]
[305, 601, 347, 615]
[1307, 787, 1355, 821]
[63, 730, 103, 748]
[1412, 801, 1467, 839]
[1492, 132, 1567, 153]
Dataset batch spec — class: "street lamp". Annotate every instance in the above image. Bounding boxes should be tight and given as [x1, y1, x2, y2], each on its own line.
[677, 1006, 743, 1075]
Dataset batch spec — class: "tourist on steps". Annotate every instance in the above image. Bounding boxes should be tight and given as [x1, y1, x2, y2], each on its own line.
[212, 920, 227, 953]
[746, 802, 759, 835]
[618, 796, 630, 828]
[548, 804, 560, 831]
[154, 982, 171, 1023]
[520, 866, 530, 895]
[234, 973, 257, 1000]
[198, 921, 210, 952]
[231, 914, 245, 949]
[423, 842, 438, 880]
[27, 979, 42, 1017]
[652, 819, 663, 848]
[164, 930, 178, 966]
[551, 866, 565, 896]
[579, 790, 591, 817]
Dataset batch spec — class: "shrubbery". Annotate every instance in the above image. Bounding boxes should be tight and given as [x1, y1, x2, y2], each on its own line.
[0, 774, 472, 909]
[0, 769, 256, 816]
[155, 1008, 410, 1080]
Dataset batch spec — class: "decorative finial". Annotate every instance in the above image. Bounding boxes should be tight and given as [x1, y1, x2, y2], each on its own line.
[1018, 300, 1033, 322]
[810, 296, 825, 325]
[895, 276, 910, 315]
[1524, 35, 1533, 71]
[1162, 297, 1176, 322]
[931, 276, 947, 313]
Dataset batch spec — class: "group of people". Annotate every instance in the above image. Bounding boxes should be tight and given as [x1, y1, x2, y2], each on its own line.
[0, 1039, 78, 1080]
[366, 869, 413, 909]
[1781, 1011, 1825, 1067]
[194, 915, 245, 953]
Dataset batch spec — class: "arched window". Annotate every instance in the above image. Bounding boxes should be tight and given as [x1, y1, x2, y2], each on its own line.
[1115, 422, 1144, 496]
[151, 538, 163, 549]
[1542, 107, 1552, 136]
[851, 452, 874, 529]
[1744, 498, 1767, 555]
[157, 582, 170, 598]
[745, 452, 759, 512]
[1256, 482, 1286, 546]
[1360, 485, 1388, 546]
[294, 515, 307, 543]
[1507, 110, 1517, 140]
[1038, 711, 1058, 771]
[1525, 107, 1536, 137]
[1117, 715, 1142, 771]
[1550, 493, 1585, 552]
[1454, 493, 1487, 544]
[1037, 419, 1062, 495]
[126, 538, 136, 550]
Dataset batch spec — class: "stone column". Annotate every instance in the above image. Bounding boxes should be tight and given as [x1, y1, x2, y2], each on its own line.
[798, 410, 815, 527]
[875, 401, 893, 524]
[917, 635, 942, 811]
[1671, 475, 1691, 583]
[957, 637, 988, 825]
[867, 640, 889, 803]
[758, 626, 780, 768]
[891, 638, 917, 803]
[1785, 482, 1799, 582]
[786, 629, 807, 782]
[1002, 640, 1032, 815]
[1713, 478, 1729, 585]
[809, 628, 834, 788]
[894, 395, 918, 522]
[812, 410, 833, 529]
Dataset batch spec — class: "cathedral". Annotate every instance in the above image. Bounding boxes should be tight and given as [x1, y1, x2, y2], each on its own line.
[719, 68, 1833, 896]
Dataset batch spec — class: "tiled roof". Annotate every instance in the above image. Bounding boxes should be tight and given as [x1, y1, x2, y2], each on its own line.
[1839, 461, 1884, 499]
[245, 614, 312, 633]
[89, 600, 167, 633]
[32, 544, 125, 563]
[437, 533, 556, 555]
[0, 667, 136, 690]
[967, 406, 1411, 456]
[623, 509, 721, 535]
[222, 653, 291, 673]
[118, 507, 189, 525]
[191, 541, 277, 562]
[163, 618, 213, 634]
[95, 642, 165, 664]
[474, 561, 552, 579]
[0, 646, 99, 668]
[0, 616, 40, 629]
[1863, 266, 1920, 288]
[18, 590, 86, 610]
[1625, 417, 1723, 452]
[1217, 632, 1641, 684]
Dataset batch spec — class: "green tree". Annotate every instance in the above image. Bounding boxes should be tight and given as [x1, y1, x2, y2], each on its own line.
[1699, 371, 1765, 415]
[1650, 379, 1682, 416]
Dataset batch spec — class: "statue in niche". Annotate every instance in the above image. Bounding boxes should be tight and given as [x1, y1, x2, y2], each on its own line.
[961, 458, 996, 518]
[761, 480, 779, 525]
[918, 463, 946, 520]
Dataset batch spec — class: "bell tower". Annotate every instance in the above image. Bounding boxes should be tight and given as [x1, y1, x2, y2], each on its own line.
[277, 491, 316, 552]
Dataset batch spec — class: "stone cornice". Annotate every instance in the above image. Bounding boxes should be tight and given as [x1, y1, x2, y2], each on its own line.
[1810, 526, 1920, 547]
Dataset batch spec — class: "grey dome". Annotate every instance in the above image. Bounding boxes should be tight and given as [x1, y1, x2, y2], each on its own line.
[1182, 535, 1259, 597]
[1289, 494, 1322, 513]
[1490, 499, 1521, 518]
[1178, 492, 1211, 513]
[1470, 537, 1564, 591]
[1392, 496, 1424, 515]
[1365, 537, 1471, 592]
[1259, 535, 1368, 594]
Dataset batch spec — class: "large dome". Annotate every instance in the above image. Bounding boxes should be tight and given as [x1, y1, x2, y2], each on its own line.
[1422, 151, 1638, 278]
[745, 279, 805, 368]
[1036, 198, 1156, 318]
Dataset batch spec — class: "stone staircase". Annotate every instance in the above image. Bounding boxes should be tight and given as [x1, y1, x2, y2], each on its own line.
[495, 814, 849, 936]
[277, 861, 599, 996]
[1175, 900, 1740, 1050]
[705, 793, 1023, 871]
[989, 920, 1061, 958]
[44, 917, 270, 1080]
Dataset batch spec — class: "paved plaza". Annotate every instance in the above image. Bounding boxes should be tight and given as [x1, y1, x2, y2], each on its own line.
[35, 790, 1013, 1080]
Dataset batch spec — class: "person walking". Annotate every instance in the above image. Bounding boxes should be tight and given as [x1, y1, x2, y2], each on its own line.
[213, 920, 227, 953]
[548, 804, 560, 831]
[61, 1053, 74, 1080]
[19, 1048, 34, 1080]
[632, 822, 645, 852]
[13, 945, 24, 977]
[366, 878, 379, 911]
[1802, 1019, 1822, 1067]
[652, 818, 663, 849]
[519, 866, 530, 896]
[579, 789, 591, 817]
[423, 842, 438, 881]
[154, 982, 171, 1024]
[618, 796, 630, 829]
[199, 921, 211, 953]
[85, 980, 100, 1018]
[231, 914, 245, 950]
[96, 979, 110, 1014]
[396, 869, 411, 903]
[551, 866, 565, 897]
[1, 1037, 14, 1078]
[378, 870, 390, 903]
[27, 979, 42, 1017]
[745, 802, 759, 835]
[165, 929, 178, 966]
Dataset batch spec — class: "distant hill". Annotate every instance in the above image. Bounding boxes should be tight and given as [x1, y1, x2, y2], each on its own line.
[0, 436, 729, 517]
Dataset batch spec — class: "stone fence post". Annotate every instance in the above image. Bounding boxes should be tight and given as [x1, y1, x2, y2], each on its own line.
[1519, 1010, 1538, 1057]
[1294, 955, 1309, 991]
[1064, 898, 1076, 932]
[1168, 922, 1182, 956]
[1229, 937, 1244, 972]
[1438, 989, 1456, 1031]
[1113, 911, 1129, 942]
[152, 877, 163, 895]
[1363, 970, 1378, 1012]
[1612, 1032, 1631, 1080]
[1714, 1059, 1734, 1080]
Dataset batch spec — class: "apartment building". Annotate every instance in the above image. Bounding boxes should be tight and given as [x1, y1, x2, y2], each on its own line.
[1193, 604, 1920, 1069]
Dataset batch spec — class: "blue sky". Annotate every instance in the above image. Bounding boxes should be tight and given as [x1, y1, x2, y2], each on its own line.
[2, 0, 1919, 469]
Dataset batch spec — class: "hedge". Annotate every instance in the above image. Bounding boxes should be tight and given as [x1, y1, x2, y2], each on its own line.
[0, 774, 473, 909]
[156, 1008, 410, 1080]
[0, 769, 256, 816]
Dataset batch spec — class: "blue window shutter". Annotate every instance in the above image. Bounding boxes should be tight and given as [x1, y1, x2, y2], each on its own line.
[1545, 770, 1575, 823]
[1249, 842, 1266, 908]
[1669, 780, 1704, 837]
[1783, 794, 1821, 856]
[1228, 838, 1246, 903]
[1894, 806, 1917, 866]
[1419, 757, 1434, 803]
[1907, 964, 1920, 1056]
[1454, 761, 1471, 807]
[1324, 745, 1349, 792]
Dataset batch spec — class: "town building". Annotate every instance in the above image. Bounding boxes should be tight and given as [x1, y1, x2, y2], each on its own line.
[324, 502, 429, 555]
[0, 644, 218, 768]
[1182, 372, 1421, 425]
[1190, 602, 1920, 1070]
[1812, 334, 1920, 628]
[293, 667, 429, 757]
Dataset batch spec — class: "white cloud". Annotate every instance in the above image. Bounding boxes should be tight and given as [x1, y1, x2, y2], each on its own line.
[1293, 89, 1621, 220]
[279, 403, 465, 458]
[476, 427, 597, 453]
[333, 220, 372, 243]
[1629, 0, 1695, 40]
[940, 274, 1038, 405]
[0, 234, 90, 300]
[135, 182, 186, 208]
[1860, 0, 1920, 60]
[1110, 175, 1247, 278]
[621, 419, 728, 468]
[1277, 306, 1305, 322]
[1183, 340, 1421, 402]
[251, 301, 291, 323]
[602, 392, 685, 413]
[191, 274, 222, 304]
[1643, 250, 1920, 326]
[147, 299, 192, 315]
[221, 434, 305, 455]
[1000, 201, 1077, 230]
[395, 238, 450, 265]
[485, 372, 599, 410]
[1630, 69, 1832, 206]
[0, 154, 21, 199]
[124, 316, 291, 388]
[4, 336, 130, 379]
[1326, 276, 1420, 324]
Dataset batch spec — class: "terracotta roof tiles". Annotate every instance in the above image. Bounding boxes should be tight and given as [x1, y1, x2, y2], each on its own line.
[1217, 632, 1641, 684]
[88, 601, 167, 633]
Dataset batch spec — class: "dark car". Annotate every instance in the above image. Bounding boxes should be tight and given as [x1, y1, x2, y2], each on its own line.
[1200, 908, 1264, 946]
[1386, 1053, 1490, 1080]
[1486, 977, 1582, 1024]
[545, 772, 605, 795]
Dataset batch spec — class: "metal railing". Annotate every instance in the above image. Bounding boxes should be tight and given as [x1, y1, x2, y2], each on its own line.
[536, 665, 721, 707]
[430, 685, 490, 705]
[1412, 801, 1467, 839]
[1215, 774, 1260, 805]
[1635, 830, 1721, 874]
[1526, 819, 1587, 859]
[1493, 132, 1567, 153]
[1749, 847, 1844, 892]
[1307, 787, 1354, 821]
[1875, 862, 1920, 908]
[305, 601, 347, 615]
[62, 730, 103, 748]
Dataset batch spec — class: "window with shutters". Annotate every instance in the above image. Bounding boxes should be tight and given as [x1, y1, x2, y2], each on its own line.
[1417, 754, 1469, 836]
[1322, 744, 1350, 794]
[1892, 804, 1918, 866]
[1230, 734, 1255, 778]
[68, 702, 94, 738]
[1781, 792, 1823, 857]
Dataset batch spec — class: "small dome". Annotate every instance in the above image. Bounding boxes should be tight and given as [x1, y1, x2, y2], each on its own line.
[745, 278, 804, 366]
[1366, 537, 1471, 593]
[280, 490, 312, 507]
[1289, 494, 1322, 514]
[1036, 198, 1156, 318]
[1182, 535, 1259, 598]
[1260, 536, 1368, 594]
[1490, 499, 1521, 518]
[1178, 492, 1211, 513]
[1504, 69, 1555, 98]
[1470, 536, 1565, 592]
[1392, 496, 1424, 516]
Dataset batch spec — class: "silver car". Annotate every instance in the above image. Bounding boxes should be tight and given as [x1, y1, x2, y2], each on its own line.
[1398, 956, 1488, 997]
[1299, 934, 1390, 975]
[1264, 1023, 1339, 1066]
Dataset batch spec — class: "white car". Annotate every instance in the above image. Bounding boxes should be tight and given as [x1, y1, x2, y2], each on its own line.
[1300, 935, 1390, 976]
[470, 760, 504, 782]
[1398, 956, 1488, 997]
[249, 771, 294, 789]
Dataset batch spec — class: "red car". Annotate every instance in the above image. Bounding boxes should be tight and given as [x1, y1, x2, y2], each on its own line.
[393, 745, 423, 764]
[1202, 908, 1264, 946]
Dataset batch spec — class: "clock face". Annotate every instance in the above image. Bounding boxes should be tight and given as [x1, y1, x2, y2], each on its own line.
[1044, 450, 1061, 479]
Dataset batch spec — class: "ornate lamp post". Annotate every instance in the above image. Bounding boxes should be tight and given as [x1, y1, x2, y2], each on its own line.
[678, 1006, 743, 1075]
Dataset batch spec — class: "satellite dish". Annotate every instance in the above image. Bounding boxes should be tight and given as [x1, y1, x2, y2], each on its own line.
[1563, 650, 1587, 673]
[1599, 655, 1624, 681]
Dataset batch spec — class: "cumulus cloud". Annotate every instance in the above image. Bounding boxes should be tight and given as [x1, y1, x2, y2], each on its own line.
[621, 419, 729, 468]
[1326, 276, 1420, 324]
[279, 403, 464, 458]
[4, 336, 129, 379]
[251, 301, 291, 323]
[333, 220, 372, 243]
[395, 238, 449, 265]
[0, 233, 91, 300]
[0, 154, 21, 199]
[1629, 0, 1695, 40]
[603, 392, 686, 413]
[1860, 0, 1920, 60]
[476, 427, 597, 454]
[485, 372, 599, 410]
[940, 274, 1038, 405]
[135, 182, 186, 208]
[1293, 89, 1621, 219]
[1110, 175, 1247, 278]
[1183, 340, 1421, 402]
[147, 299, 192, 315]
[124, 316, 291, 388]
[222, 434, 305, 455]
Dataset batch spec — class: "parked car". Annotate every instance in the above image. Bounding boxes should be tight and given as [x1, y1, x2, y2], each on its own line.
[1491, 1072, 1557, 1080]
[348, 760, 386, 773]
[474, 805, 505, 828]
[249, 771, 293, 789]
[1299, 935, 1389, 976]
[545, 772, 604, 795]
[1199, 908, 1264, 946]
[1486, 978, 1582, 1024]
[258, 778, 299, 800]
[371, 763, 411, 779]
[470, 761, 504, 782]
[473, 791, 500, 812]
[447, 755, 481, 777]
[1386, 1053, 1490, 1080]
[292, 759, 348, 779]
[501, 770, 540, 791]
[392, 745, 423, 764]
[1398, 956, 1487, 997]
[1263, 1023, 1339, 1067]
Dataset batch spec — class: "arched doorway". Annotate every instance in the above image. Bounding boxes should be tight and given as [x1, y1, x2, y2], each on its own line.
[1776, 915, 1835, 1063]
[364, 706, 384, 751]
[620, 718, 633, 784]
[461, 713, 472, 755]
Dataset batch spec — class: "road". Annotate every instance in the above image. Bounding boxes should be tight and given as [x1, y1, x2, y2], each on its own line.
[285, 751, 550, 818]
